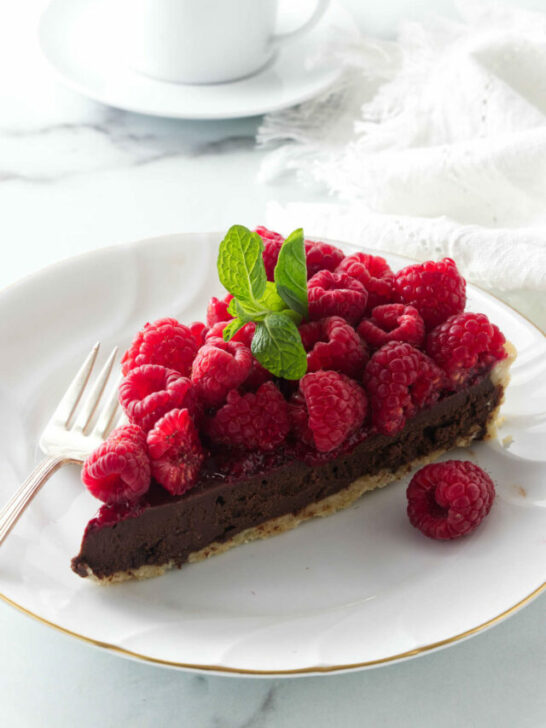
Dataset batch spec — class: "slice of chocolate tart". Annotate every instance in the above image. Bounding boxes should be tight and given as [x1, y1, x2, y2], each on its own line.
[71, 226, 515, 583]
[72, 346, 513, 583]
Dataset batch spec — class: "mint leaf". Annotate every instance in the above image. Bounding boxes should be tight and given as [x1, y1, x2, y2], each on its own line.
[229, 282, 299, 324]
[222, 318, 246, 342]
[218, 225, 266, 305]
[274, 228, 308, 319]
[227, 297, 239, 318]
[261, 281, 287, 312]
[228, 297, 255, 323]
[251, 314, 307, 379]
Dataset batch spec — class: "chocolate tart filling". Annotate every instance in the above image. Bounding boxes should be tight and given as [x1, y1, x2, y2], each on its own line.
[72, 374, 502, 581]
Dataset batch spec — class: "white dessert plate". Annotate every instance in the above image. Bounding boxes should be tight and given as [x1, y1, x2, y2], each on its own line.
[0, 233, 544, 676]
[38, 0, 357, 120]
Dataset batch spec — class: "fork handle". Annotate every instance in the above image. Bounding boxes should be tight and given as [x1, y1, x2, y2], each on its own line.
[0, 456, 78, 547]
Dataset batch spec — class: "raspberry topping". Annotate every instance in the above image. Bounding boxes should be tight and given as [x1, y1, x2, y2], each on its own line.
[291, 370, 368, 452]
[81, 424, 150, 504]
[121, 317, 198, 377]
[206, 294, 234, 327]
[147, 408, 205, 495]
[255, 226, 284, 280]
[426, 312, 507, 387]
[118, 364, 200, 432]
[364, 342, 445, 436]
[191, 336, 252, 407]
[207, 381, 290, 451]
[189, 321, 209, 348]
[395, 258, 466, 329]
[300, 316, 369, 378]
[336, 253, 395, 310]
[407, 460, 495, 539]
[308, 270, 368, 324]
[205, 320, 256, 347]
[304, 239, 345, 278]
[357, 304, 425, 349]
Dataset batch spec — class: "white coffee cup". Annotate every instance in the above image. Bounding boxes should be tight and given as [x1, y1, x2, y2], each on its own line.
[124, 0, 331, 85]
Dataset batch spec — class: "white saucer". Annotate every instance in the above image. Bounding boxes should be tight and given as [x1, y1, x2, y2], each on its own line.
[38, 0, 358, 119]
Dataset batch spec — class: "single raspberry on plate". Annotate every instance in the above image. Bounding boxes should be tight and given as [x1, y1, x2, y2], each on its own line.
[121, 317, 198, 377]
[118, 364, 200, 432]
[407, 460, 495, 540]
[290, 370, 368, 452]
[255, 226, 284, 280]
[336, 253, 396, 310]
[364, 341, 445, 436]
[81, 424, 150, 504]
[426, 312, 507, 387]
[304, 239, 345, 278]
[395, 258, 466, 329]
[300, 316, 369, 378]
[357, 304, 425, 349]
[205, 320, 256, 348]
[206, 294, 234, 327]
[207, 381, 290, 451]
[308, 270, 368, 325]
[189, 321, 209, 348]
[147, 408, 205, 495]
[191, 336, 252, 407]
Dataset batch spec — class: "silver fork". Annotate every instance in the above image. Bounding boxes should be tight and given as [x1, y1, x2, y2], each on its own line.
[0, 344, 124, 546]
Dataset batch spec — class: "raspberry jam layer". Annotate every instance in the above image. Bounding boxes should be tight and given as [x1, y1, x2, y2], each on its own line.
[72, 376, 502, 580]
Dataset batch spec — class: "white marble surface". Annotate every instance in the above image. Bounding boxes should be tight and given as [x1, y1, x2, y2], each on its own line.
[1, 1, 544, 726]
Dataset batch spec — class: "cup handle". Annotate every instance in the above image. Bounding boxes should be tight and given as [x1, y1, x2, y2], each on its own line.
[271, 0, 331, 46]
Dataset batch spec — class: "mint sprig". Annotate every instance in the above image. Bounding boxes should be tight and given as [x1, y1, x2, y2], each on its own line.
[218, 224, 308, 379]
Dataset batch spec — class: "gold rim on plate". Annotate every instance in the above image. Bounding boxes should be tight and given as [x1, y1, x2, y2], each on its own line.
[0, 237, 544, 675]
[1, 583, 544, 675]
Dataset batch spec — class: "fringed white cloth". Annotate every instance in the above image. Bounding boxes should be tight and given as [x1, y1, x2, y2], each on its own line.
[258, 1, 546, 292]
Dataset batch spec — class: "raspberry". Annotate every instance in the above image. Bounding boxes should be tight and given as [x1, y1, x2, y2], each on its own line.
[407, 460, 495, 539]
[336, 253, 395, 310]
[147, 409, 205, 495]
[255, 225, 284, 244]
[243, 357, 273, 391]
[203, 323, 268, 390]
[291, 371, 368, 452]
[206, 294, 234, 327]
[82, 424, 150, 504]
[205, 320, 256, 347]
[304, 239, 345, 278]
[191, 336, 252, 407]
[357, 304, 425, 349]
[207, 382, 290, 451]
[118, 364, 200, 432]
[121, 317, 198, 377]
[299, 316, 369, 378]
[288, 392, 314, 447]
[364, 342, 445, 436]
[308, 271, 368, 324]
[395, 258, 466, 329]
[426, 312, 507, 387]
[255, 226, 284, 280]
[189, 321, 209, 348]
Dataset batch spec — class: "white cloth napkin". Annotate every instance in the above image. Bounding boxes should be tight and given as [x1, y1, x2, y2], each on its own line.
[259, 1, 546, 293]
